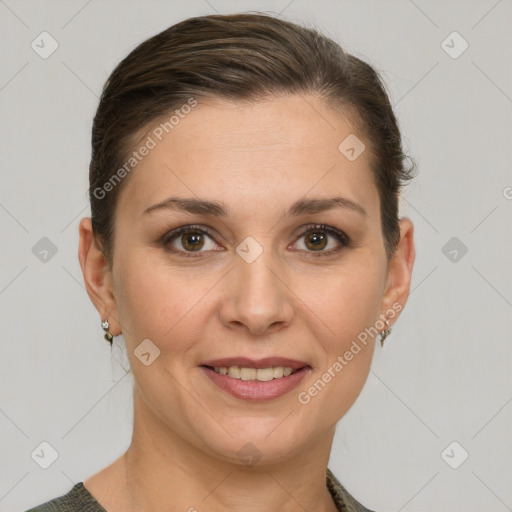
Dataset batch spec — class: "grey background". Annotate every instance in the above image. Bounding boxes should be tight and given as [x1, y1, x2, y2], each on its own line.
[1, 0, 511, 511]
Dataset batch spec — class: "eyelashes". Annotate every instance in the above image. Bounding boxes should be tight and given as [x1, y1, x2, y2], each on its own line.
[160, 223, 351, 258]
[161, 224, 220, 256]
[293, 224, 350, 256]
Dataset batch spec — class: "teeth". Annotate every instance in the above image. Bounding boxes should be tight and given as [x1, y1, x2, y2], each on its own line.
[273, 367, 284, 378]
[212, 366, 298, 381]
[227, 366, 240, 379]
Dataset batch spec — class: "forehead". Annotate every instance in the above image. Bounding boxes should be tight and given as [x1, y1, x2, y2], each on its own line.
[117, 94, 378, 221]
[158, 94, 364, 162]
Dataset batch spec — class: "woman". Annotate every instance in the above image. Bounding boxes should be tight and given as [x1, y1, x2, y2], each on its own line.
[27, 12, 415, 512]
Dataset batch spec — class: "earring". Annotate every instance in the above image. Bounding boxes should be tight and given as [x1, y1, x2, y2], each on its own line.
[101, 319, 113, 342]
[380, 320, 392, 347]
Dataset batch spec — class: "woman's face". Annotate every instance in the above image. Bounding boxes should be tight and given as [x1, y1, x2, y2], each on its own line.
[83, 94, 413, 465]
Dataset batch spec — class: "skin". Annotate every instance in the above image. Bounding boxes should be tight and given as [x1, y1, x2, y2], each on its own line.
[78, 94, 415, 512]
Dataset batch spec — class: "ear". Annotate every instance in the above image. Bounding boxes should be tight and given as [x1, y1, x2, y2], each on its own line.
[379, 217, 415, 325]
[78, 217, 121, 335]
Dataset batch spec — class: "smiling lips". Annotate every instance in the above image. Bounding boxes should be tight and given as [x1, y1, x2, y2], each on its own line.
[201, 356, 310, 381]
[200, 356, 312, 401]
[201, 356, 310, 370]
[212, 366, 295, 381]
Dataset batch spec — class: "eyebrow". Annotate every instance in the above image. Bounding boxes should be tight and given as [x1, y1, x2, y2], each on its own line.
[142, 196, 367, 218]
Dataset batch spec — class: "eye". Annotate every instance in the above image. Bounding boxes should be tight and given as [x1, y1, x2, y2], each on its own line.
[162, 225, 220, 257]
[292, 224, 349, 257]
[161, 223, 350, 258]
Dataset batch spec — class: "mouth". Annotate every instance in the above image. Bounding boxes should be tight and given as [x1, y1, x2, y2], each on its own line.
[199, 357, 312, 402]
[201, 365, 306, 381]
[200, 357, 311, 382]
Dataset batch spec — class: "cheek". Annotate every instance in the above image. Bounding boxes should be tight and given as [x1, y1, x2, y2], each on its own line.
[113, 251, 212, 351]
[298, 260, 384, 341]
[295, 263, 382, 414]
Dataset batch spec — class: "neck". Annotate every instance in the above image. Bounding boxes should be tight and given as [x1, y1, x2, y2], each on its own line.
[120, 386, 339, 512]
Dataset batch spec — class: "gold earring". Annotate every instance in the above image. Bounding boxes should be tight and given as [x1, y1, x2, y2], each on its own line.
[101, 320, 113, 342]
[380, 320, 392, 347]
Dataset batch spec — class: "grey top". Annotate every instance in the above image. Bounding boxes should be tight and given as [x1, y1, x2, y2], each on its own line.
[26, 467, 374, 512]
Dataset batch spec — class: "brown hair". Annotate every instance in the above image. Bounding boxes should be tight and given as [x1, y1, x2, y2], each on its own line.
[89, 12, 415, 265]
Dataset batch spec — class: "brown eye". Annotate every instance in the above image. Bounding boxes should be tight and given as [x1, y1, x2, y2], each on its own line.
[294, 224, 349, 257]
[180, 231, 205, 251]
[162, 225, 219, 256]
[303, 231, 328, 251]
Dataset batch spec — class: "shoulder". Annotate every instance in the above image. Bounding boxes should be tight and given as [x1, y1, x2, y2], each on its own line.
[326, 468, 376, 512]
[25, 482, 107, 512]
[28, 471, 371, 511]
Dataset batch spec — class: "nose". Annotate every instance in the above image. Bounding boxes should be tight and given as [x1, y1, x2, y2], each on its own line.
[219, 249, 294, 336]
